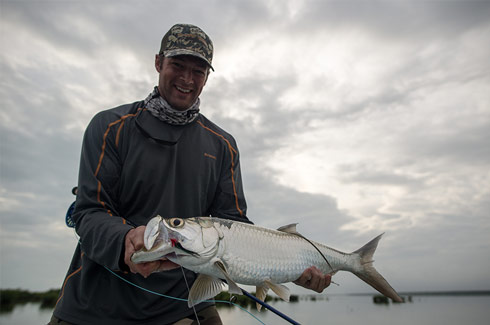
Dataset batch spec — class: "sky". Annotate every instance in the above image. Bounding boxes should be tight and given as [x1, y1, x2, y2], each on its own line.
[1, 0, 489, 298]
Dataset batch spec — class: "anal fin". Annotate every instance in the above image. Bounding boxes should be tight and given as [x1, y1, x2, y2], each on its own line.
[265, 280, 290, 302]
[255, 285, 269, 311]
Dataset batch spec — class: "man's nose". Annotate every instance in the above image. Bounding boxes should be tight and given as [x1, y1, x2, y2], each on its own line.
[180, 68, 194, 84]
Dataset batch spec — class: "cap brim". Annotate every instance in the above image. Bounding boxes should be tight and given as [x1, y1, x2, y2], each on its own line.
[164, 49, 214, 71]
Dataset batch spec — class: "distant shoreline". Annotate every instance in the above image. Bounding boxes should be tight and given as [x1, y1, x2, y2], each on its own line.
[346, 290, 490, 297]
[2, 288, 489, 312]
[0, 289, 59, 312]
[2, 288, 489, 296]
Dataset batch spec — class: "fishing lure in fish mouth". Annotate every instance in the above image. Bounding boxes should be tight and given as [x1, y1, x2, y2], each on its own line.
[132, 215, 403, 310]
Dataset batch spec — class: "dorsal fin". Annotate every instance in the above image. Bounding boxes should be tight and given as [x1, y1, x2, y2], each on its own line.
[277, 223, 300, 235]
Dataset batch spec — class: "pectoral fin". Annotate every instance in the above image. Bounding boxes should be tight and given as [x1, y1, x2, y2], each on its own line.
[214, 261, 243, 295]
[188, 274, 226, 307]
[255, 285, 269, 311]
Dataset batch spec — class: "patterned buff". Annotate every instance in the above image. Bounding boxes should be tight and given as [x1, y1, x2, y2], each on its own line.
[144, 87, 200, 125]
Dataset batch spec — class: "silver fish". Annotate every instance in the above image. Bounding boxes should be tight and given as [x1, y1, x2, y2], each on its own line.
[131, 216, 403, 308]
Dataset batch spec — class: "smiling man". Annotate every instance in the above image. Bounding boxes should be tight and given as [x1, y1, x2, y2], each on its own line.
[157, 55, 208, 110]
[50, 24, 330, 325]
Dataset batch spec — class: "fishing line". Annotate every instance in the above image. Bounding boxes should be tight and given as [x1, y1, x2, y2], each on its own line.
[78, 234, 304, 324]
[68, 225, 265, 323]
[179, 264, 200, 325]
[104, 266, 267, 325]
[290, 232, 340, 286]
[292, 233, 334, 271]
[72, 230, 265, 323]
[67, 204, 291, 323]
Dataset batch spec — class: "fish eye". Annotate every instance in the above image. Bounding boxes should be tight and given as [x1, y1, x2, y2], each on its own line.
[169, 218, 184, 228]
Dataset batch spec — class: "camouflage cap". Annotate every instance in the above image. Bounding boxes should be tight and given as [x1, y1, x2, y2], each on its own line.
[160, 24, 214, 71]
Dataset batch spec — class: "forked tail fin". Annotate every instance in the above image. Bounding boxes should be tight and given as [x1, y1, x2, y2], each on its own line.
[352, 233, 403, 302]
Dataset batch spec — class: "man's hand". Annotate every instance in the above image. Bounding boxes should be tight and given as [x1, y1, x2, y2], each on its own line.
[124, 226, 180, 277]
[293, 266, 331, 293]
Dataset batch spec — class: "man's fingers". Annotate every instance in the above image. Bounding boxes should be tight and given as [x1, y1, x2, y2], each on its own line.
[128, 258, 180, 277]
[131, 261, 158, 277]
[309, 272, 321, 291]
[126, 226, 146, 251]
[124, 226, 149, 275]
[294, 266, 332, 293]
[325, 274, 332, 287]
[124, 226, 181, 277]
[293, 268, 311, 286]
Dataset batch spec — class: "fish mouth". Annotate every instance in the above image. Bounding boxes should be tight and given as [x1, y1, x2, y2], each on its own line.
[131, 241, 175, 264]
[132, 216, 199, 263]
[131, 242, 198, 265]
[170, 240, 200, 258]
[132, 216, 202, 265]
[163, 252, 190, 260]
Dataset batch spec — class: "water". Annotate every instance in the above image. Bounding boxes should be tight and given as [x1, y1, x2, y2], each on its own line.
[0, 303, 53, 325]
[1, 295, 488, 324]
[220, 295, 490, 325]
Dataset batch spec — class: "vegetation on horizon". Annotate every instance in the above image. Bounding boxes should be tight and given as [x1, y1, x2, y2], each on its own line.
[2, 288, 488, 313]
[0, 288, 301, 312]
[0, 289, 60, 312]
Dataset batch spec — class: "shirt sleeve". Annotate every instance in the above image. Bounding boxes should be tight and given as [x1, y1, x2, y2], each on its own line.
[72, 111, 133, 271]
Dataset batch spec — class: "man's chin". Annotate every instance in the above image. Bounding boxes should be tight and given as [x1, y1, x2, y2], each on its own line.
[167, 96, 195, 111]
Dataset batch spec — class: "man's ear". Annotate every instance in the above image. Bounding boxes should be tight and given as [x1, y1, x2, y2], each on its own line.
[155, 54, 162, 72]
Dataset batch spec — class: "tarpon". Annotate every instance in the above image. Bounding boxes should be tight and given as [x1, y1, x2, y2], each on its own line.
[131, 216, 403, 308]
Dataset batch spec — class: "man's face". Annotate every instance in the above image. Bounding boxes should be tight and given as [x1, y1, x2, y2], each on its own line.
[155, 55, 209, 111]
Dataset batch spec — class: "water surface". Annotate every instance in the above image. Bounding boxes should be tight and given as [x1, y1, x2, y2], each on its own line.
[1, 294, 488, 324]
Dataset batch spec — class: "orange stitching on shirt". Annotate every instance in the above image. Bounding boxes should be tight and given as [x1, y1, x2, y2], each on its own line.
[115, 120, 125, 148]
[197, 120, 243, 217]
[55, 252, 84, 308]
[94, 108, 143, 214]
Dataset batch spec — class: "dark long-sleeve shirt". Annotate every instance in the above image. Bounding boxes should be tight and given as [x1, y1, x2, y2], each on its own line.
[54, 100, 249, 324]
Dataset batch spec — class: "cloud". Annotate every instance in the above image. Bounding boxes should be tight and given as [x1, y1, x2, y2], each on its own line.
[1, 0, 489, 294]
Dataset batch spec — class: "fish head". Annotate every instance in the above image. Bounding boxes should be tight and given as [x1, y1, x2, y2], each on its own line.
[131, 216, 222, 266]
[161, 217, 221, 266]
[131, 215, 176, 264]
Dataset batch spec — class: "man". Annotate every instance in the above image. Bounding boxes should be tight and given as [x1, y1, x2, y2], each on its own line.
[50, 24, 330, 325]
